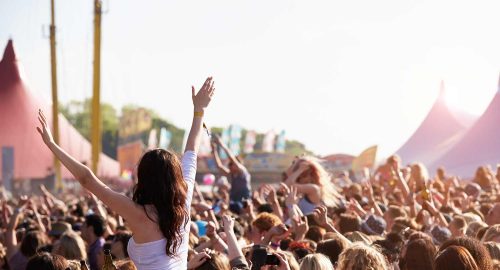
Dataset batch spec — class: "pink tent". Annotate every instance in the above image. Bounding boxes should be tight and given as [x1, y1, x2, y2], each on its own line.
[395, 81, 476, 166]
[0, 39, 119, 180]
[431, 77, 500, 177]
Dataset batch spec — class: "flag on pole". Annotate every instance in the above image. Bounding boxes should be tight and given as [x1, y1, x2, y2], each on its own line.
[351, 145, 378, 172]
[199, 130, 212, 156]
[229, 125, 242, 156]
[262, 130, 276, 153]
[275, 130, 286, 153]
[158, 127, 172, 150]
[219, 128, 231, 159]
[147, 129, 158, 150]
[244, 130, 257, 154]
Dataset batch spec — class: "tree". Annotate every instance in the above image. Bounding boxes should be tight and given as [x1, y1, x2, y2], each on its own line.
[60, 99, 119, 159]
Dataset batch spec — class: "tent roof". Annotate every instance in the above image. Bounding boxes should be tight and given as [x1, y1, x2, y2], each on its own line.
[431, 76, 500, 177]
[395, 81, 476, 166]
[0, 39, 119, 179]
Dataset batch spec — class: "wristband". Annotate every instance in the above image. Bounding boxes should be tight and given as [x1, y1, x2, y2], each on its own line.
[194, 111, 204, 118]
[270, 242, 280, 248]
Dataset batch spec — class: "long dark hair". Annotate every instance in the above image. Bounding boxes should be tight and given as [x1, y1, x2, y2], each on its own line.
[133, 149, 189, 256]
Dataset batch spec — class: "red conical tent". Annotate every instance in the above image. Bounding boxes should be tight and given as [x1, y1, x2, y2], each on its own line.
[0, 39, 119, 180]
[395, 81, 476, 166]
[431, 77, 500, 177]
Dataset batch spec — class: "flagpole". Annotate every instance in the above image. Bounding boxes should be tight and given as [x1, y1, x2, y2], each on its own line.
[91, 0, 102, 174]
[49, 0, 62, 191]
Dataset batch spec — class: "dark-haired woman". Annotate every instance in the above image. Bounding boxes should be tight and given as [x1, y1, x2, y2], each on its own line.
[37, 77, 216, 269]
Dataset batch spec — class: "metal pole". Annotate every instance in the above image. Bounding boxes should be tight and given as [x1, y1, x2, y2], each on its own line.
[91, 0, 102, 174]
[50, 0, 62, 191]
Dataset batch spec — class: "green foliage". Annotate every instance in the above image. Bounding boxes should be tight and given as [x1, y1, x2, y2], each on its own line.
[60, 99, 118, 158]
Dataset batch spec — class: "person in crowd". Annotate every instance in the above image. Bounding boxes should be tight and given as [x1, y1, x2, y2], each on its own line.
[283, 156, 340, 214]
[110, 231, 133, 260]
[374, 155, 401, 187]
[52, 230, 87, 261]
[299, 253, 333, 270]
[434, 245, 480, 270]
[399, 238, 436, 270]
[35, 77, 215, 269]
[474, 166, 494, 191]
[335, 243, 389, 270]
[408, 163, 429, 193]
[25, 252, 69, 270]
[81, 214, 106, 270]
[211, 134, 251, 213]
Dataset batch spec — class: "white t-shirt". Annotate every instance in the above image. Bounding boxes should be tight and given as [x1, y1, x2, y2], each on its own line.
[128, 151, 196, 270]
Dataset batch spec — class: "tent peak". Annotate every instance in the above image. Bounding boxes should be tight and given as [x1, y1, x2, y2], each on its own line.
[1, 39, 17, 63]
[439, 80, 446, 98]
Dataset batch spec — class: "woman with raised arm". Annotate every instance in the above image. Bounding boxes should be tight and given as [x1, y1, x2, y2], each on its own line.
[37, 77, 215, 270]
[284, 156, 341, 215]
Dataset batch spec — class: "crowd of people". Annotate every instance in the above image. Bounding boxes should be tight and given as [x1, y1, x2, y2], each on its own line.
[1, 77, 500, 270]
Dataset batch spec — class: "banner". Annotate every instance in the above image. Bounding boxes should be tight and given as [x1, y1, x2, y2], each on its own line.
[158, 128, 172, 150]
[117, 140, 144, 172]
[199, 131, 212, 157]
[351, 145, 378, 172]
[262, 130, 276, 153]
[219, 128, 231, 159]
[147, 129, 158, 150]
[244, 130, 257, 154]
[275, 130, 286, 153]
[229, 125, 242, 156]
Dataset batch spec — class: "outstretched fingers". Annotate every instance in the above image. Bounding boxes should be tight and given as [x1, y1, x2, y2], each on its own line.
[202, 77, 212, 92]
[38, 109, 48, 125]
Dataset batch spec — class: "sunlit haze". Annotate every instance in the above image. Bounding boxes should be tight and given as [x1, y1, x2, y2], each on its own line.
[1, 0, 499, 159]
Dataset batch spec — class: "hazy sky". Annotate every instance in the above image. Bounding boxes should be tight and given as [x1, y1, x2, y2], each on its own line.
[1, 0, 499, 158]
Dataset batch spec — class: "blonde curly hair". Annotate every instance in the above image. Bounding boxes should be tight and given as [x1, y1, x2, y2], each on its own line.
[335, 243, 389, 270]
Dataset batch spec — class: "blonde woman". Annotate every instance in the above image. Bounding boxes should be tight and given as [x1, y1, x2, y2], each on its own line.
[408, 163, 429, 192]
[284, 156, 340, 215]
[299, 253, 333, 270]
[53, 231, 87, 261]
[336, 243, 389, 270]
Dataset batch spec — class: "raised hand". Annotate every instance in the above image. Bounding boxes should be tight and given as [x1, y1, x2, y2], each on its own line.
[274, 252, 292, 270]
[221, 215, 235, 232]
[36, 109, 54, 145]
[313, 206, 329, 227]
[285, 185, 299, 207]
[187, 251, 212, 269]
[192, 77, 215, 112]
[292, 216, 309, 241]
[205, 221, 217, 238]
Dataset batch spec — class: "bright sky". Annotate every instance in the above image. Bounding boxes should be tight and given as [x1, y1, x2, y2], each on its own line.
[1, 0, 499, 158]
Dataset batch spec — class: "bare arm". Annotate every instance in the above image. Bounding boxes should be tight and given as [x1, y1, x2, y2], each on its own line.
[222, 215, 246, 262]
[36, 110, 141, 224]
[6, 207, 23, 260]
[366, 183, 384, 217]
[185, 77, 215, 153]
[211, 142, 230, 175]
[393, 168, 410, 199]
[215, 135, 244, 171]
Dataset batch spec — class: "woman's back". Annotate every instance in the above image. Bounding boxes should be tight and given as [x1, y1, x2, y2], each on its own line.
[127, 151, 197, 270]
